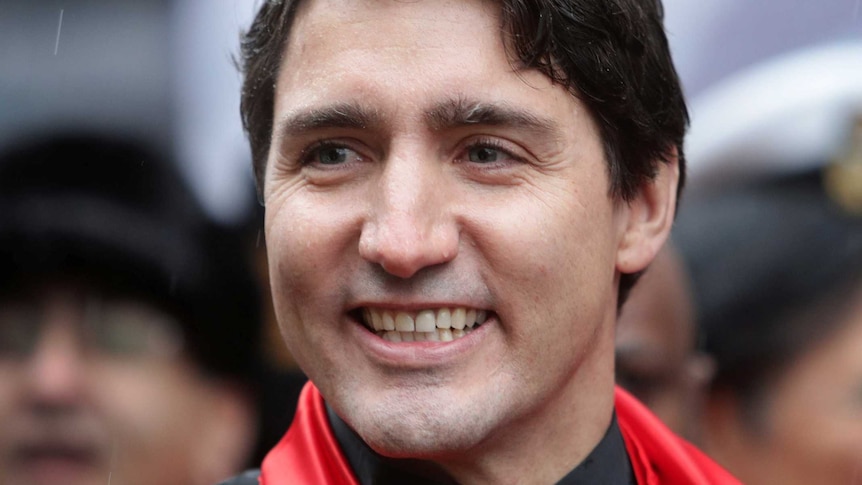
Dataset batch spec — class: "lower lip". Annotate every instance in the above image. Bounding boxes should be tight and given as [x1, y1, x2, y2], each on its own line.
[349, 315, 493, 367]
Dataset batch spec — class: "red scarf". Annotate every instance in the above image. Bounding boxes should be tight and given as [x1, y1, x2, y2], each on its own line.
[615, 387, 740, 484]
[260, 382, 739, 484]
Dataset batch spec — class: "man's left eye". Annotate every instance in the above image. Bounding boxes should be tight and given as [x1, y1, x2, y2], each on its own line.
[468, 146, 503, 164]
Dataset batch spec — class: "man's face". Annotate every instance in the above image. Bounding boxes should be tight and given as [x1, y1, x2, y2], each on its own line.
[0, 285, 241, 485]
[265, 0, 655, 462]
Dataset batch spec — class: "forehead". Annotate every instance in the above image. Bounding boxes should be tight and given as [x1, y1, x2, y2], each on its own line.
[288, 0, 501, 57]
[274, 0, 571, 120]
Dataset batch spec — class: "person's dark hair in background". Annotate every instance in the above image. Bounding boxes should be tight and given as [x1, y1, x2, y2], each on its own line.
[238, 0, 689, 305]
[0, 133, 262, 485]
[676, 131, 862, 484]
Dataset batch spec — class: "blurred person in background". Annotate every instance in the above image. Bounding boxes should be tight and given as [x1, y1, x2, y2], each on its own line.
[615, 243, 714, 444]
[0, 134, 262, 485]
[676, 115, 862, 484]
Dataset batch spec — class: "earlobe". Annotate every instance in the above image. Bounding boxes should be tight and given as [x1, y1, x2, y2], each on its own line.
[616, 150, 680, 274]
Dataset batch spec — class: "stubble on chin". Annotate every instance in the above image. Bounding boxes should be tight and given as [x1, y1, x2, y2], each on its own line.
[331, 378, 515, 461]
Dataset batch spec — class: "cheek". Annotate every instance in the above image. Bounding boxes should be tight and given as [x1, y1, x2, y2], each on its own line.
[0, 367, 20, 408]
[91, 364, 207, 449]
[0, 369, 20, 444]
[264, 194, 362, 360]
[266, 192, 361, 295]
[467, 187, 618, 372]
[765, 379, 862, 483]
[473, 188, 617, 311]
[805, 406, 862, 480]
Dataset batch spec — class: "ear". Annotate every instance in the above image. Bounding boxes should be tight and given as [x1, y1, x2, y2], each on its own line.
[192, 383, 258, 485]
[616, 150, 680, 274]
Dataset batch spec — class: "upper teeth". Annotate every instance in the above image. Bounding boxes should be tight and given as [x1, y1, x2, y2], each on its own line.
[363, 307, 487, 335]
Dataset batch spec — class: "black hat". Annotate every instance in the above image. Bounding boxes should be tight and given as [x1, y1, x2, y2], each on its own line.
[0, 133, 262, 379]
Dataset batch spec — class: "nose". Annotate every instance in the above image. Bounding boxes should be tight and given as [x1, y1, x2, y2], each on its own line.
[358, 155, 459, 279]
[27, 316, 87, 406]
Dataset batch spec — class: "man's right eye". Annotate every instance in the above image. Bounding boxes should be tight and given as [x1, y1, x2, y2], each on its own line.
[302, 143, 362, 167]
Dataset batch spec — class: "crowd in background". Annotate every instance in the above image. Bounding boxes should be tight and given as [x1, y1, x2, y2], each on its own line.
[1, 0, 860, 483]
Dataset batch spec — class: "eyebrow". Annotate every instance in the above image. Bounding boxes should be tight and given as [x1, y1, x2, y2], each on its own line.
[274, 98, 562, 141]
[424, 98, 562, 139]
[275, 102, 381, 139]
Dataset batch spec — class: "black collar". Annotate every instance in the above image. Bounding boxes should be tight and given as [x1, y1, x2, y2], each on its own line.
[327, 404, 636, 485]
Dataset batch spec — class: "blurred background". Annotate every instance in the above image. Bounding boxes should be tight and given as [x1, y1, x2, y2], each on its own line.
[0, 0, 860, 483]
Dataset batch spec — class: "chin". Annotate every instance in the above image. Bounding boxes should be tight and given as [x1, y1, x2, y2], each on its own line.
[338, 387, 501, 460]
[362, 417, 483, 459]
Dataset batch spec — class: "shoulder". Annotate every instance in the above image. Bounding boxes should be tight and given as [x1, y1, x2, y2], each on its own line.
[216, 469, 260, 485]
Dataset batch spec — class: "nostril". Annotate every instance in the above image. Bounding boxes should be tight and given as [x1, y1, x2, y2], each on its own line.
[379, 259, 424, 280]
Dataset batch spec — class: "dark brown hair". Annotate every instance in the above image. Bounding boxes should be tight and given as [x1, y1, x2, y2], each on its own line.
[239, 0, 688, 303]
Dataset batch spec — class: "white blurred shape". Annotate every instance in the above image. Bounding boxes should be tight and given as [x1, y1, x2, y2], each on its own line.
[171, 0, 261, 224]
[686, 41, 862, 191]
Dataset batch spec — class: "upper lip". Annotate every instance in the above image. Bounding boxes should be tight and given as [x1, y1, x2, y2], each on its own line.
[351, 301, 487, 311]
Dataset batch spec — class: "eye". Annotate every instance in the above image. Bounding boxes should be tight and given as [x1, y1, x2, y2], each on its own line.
[86, 299, 184, 360]
[468, 146, 502, 164]
[318, 146, 349, 165]
[302, 143, 363, 167]
[461, 139, 522, 166]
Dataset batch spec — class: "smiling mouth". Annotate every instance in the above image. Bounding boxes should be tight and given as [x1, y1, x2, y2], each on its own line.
[357, 307, 489, 342]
